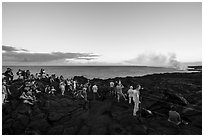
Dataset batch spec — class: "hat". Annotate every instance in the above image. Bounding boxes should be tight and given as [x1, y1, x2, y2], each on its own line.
[130, 86, 133, 89]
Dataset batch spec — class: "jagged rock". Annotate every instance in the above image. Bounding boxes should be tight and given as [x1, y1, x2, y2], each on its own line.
[28, 119, 50, 134]
[78, 125, 90, 135]
[74, 76, 88, 84]
[58, 98, 74, 106]
[30, 113, 46, 121]
[90, 126, 107, 135]
[2, 119, 15, 134]
[2, 113, 11, 123]
[131, 125, 147, 135]
[63, 126, 77, 135]
[14, 103, 31, 114]
[25, 129, 41, 135]
[2, 72, 202, 135]
[16, 114, 29, 127]
[48, 112, 64, 122]
[12, 120, 27, 134]
[46, 100, 61, 109]
[47, 125, 64, 135]
[109, 123, 126, 135]
[2, 103, 13, 114]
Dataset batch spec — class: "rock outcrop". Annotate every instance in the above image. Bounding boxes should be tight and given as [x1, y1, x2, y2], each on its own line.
[2, 72, 202, 135]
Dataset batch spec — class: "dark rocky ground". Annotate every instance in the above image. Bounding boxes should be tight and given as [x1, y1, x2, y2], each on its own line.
[2, 72, 202, 135]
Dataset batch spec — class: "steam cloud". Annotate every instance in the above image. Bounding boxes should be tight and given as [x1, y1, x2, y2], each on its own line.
[125, 53, 185, 70]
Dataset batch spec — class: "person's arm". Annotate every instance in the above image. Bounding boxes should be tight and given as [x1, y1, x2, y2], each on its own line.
[7, 88, 11, 95]
[177, 112, 181, 121]
[20, 92, 27, 99]
[81, 94, 84, 98]
[28, 95, 34, 101]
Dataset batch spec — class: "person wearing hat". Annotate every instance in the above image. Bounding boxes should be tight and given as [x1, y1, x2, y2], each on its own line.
[127, 86, 134, 104]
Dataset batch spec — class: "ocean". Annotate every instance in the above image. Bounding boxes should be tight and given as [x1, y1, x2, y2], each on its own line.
[2, 66, 183, 79]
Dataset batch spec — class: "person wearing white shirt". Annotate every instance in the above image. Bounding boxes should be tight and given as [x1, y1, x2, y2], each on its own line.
[92, 84, 99, 100]
[127, 86, 134, 104]
[132, 85, 141, 116]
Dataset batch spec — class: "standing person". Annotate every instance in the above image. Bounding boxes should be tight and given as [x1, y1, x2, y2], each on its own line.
[132, 84, 141, 116]
[49, 86, 56, 95]
[92, 84, 99, 101]
[3, 68, 14, 84]
[116, 81, 127, 102]
[45, 85, 50, 94]
[127, 86, 134, 104]
[26, 70, 31, 79]
[86, 80, 91, 93]
[16, 69, 23, 79]
[73, 80, 77, 92]
[82, 86, 88, 101]
[109, 81, 115, 96]
[2, 80, 11, 104]
[81, 85, 89, 110]
[67, 79, 73, 91]
[59, 80, 66, 96]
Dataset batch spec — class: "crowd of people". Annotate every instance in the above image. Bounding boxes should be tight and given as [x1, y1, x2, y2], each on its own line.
[2, 67, 183, 126]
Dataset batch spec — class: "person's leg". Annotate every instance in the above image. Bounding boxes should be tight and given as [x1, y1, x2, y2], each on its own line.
[5, 94, 9, 102]
[122, 93, 127, 100]
[136, 102, 139, 112]
[129, 97, 131, 104]
[134, 102, 139, 116]
[62, 89, 64, 95]
[133, 102, 137, 116]
[117, 94, 120, 102]
[2, 93, 5, 104]
[93, 93, 96, 100]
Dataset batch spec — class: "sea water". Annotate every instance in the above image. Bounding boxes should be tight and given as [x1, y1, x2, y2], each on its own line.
[2, 66, 183, 79]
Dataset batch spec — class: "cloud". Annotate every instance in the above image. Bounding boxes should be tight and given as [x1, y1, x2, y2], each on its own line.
[2, 45, 28, 52]
[74, 57, 97, 60]
[2, 45, 99, 65]
[125, 53, 184, 69]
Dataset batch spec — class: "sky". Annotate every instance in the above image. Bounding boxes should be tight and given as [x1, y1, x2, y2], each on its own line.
[2, 2, 202, 66]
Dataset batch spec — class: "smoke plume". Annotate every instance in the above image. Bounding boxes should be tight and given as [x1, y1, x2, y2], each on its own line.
[125, 53, 185, 70]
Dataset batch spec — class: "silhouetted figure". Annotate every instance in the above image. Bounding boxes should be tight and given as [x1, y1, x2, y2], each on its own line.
[3, 68, 13, 84]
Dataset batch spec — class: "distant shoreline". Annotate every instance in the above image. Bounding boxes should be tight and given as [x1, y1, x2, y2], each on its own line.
[2, 65, 187, 80]
[2, 65, 178, 69]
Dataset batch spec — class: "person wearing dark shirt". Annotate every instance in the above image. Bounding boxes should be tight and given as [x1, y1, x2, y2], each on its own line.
[3, 68, 13, 83]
